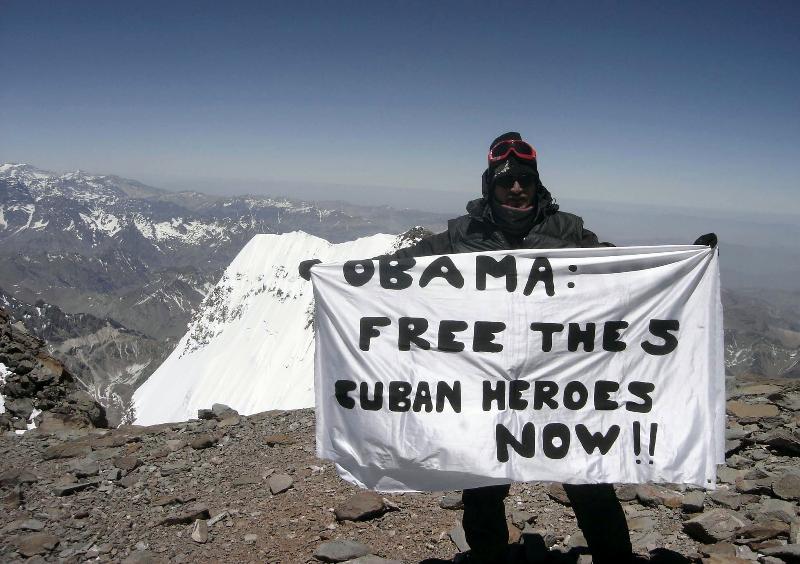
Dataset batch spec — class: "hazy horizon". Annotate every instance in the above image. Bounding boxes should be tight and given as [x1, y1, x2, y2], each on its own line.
[2, 1, 798, 215]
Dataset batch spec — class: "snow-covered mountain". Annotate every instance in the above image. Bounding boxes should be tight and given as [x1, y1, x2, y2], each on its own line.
[0, 163, 447, 423]
[0, 163, 447, 335]
[132, 231, 405, 425]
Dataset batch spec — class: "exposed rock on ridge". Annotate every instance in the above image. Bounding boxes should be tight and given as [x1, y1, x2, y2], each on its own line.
[0, 375, 798, 563]
[0, 307, 107, 432]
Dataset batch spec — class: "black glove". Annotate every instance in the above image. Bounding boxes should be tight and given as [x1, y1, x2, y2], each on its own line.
[693, 233, 718, 248]
[299, 259, 321, 281]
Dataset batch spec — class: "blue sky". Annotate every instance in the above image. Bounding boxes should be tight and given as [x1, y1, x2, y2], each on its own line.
[1, 1, 798, 215]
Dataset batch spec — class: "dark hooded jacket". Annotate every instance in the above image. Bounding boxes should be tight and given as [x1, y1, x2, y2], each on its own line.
[392, 185, 607, 259]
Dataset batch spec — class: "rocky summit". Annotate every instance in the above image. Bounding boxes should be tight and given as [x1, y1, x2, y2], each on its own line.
[1, 377, 799, 563]
[0, 307, 107, 433]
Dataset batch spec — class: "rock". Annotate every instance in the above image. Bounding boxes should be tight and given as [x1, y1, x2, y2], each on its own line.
[211, 403, 236, 416]
[683, 509, 749, 543]
[102, 467, 123, 481]
[69, 458, 99, 478]
[701, 541, 737, 557]
[507, 518, 522, 544]
[197, 409, 215, 420]
[53, 478, 100, 496]
[701, 555, 751, 563]
[159, 461, 188, 477]
[232, 474, 261, 486]
[773, 472, 800, 501]
[725, 440, 743, 456]
[682, 491, 706, 513]
[334, 491, 387, 521]
[14, 532, 60, 557]
[118, 472, 143, 488]
[439, 492, 463, 509]
[5, 396, 34, 419]
[3, 487, 23, 508]
[709, 490, 745, 510]
[121, 550, 168, 564]
[218, 414, 241, 427]
[0, 468, 38, 487]
[509, 509, 535, 529]
[717, 467, 745, 485]
[743, 467, 770, 480]
[448, 524, 470, 552]
[207, 510, 229, 527]
[244, 533, 258, 543]
[313, 540, 371, 562]
[42, 441, 91, 460]
[158, 504, 211, 526]
[760, 544, 800, 562]
[114, 456, 141, 472]
[189, 434, 217, 450]
[627, 515, 657, 531]
[547, 482, 570, 505]
[792, 520, 800, 544]
[736, 384, 782, 396]
[735, 477, 773, 495]
[36, 411, 93, 434]
[725, 454, 751, 469]
[165, 439, 185, 451]
[726, 400, 779, 419]
[566, 530, 587, 548]
[264, 434, 296, 446]
[152, 495, 183, 506]
[2, 518, 45, 533]
[268, 473, 294, 494]
[770, 391, 800, 411]
[343, 557, 403, 564]
[55, 473, 78, 486]
[630, 530, 662, 553]
[757, 498, 799, 523]
[191, 519, 208, 543]
[726, 427, 751, 440]
[615, 483, 638, 502]
[734, 520, 789, 543]
[90, 434, 131, 448]
[757, 429, 800, 456]
[635, 484, 683, 508]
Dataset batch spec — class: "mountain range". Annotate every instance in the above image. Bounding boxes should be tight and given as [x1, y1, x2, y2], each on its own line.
[0, 163, 797, 424]
[0, 163, 446, 423]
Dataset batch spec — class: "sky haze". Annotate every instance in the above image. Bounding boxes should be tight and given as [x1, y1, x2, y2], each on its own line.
[1, 1, 798, 215]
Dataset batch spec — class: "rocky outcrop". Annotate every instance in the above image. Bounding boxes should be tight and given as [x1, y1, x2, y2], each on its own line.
[0, 307, 107, 432]
[0, 375, 798, 563]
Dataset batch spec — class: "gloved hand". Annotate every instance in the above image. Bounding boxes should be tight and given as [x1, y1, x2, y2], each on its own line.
[299, 259, 321, 281]
[693, 233, 718, 248]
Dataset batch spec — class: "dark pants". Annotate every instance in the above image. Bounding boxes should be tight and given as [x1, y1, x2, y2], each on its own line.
[462, 483, 632, 563]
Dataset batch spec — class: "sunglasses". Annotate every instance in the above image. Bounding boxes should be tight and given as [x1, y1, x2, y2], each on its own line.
[488, 139, 537, 163]
[493, 174, 536, 190]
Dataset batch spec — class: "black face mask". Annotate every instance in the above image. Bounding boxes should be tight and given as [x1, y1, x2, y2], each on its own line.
[490, 197, 537, 236]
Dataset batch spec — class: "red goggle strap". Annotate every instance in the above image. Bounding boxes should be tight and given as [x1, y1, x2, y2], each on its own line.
[487, 140, 537, 162]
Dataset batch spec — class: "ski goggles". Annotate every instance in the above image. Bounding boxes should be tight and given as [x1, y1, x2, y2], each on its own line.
[488, 139, 537, 163]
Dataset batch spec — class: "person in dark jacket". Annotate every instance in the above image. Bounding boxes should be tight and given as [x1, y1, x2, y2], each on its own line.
[301, 131, 717, 563]
[393, 132, 630, 564]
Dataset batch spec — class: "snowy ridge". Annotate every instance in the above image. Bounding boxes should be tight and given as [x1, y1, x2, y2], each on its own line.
[132, 231, 400, 425]
[0, 163, 339, 250]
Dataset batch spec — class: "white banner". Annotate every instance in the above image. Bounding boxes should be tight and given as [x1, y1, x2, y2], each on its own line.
[312, 246, 724, 492]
